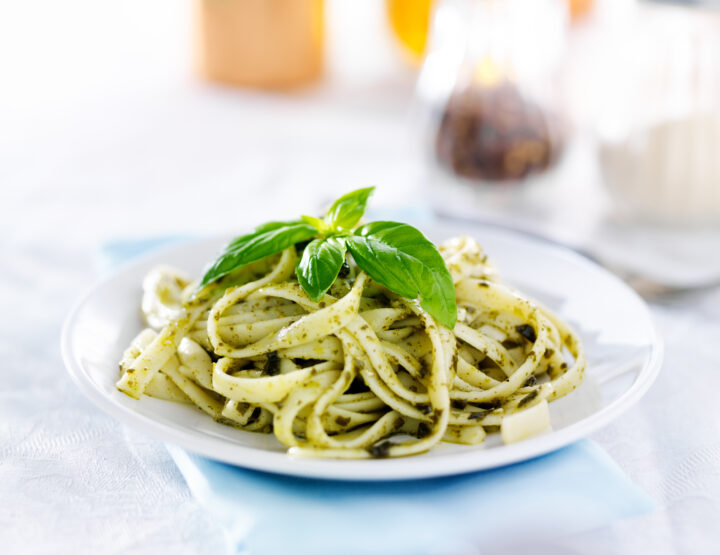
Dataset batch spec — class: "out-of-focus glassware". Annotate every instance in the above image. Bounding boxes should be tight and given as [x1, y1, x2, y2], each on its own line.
[596, 3, 720, 226]
[194, 0, 324, 89]
[387, 0, 589, 66]
[416, 0, 569, 210]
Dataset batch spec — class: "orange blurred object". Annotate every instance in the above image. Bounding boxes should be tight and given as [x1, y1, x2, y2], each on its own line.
[568, 0, 594, 20]
[194, 0, 324, 89]
[386, 0, 434, 63]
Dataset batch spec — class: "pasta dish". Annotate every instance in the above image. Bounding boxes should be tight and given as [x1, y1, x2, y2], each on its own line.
[117, 232, 585, 459]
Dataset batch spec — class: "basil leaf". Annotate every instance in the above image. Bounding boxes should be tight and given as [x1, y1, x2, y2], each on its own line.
[296, 237, 347, 301]
[346, 221, 457, 328]
[197, 221, 317, 291]
[324, 186, 375, 231]
[300, 214, 330, 233]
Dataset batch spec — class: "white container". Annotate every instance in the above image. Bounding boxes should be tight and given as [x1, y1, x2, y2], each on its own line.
[597, 3, 720, 226]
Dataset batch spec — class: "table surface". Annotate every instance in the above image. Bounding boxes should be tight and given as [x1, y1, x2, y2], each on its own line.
[2, 1, 719, 553]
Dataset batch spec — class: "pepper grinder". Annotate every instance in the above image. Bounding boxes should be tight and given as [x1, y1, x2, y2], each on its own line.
[415, 0, 569, 212]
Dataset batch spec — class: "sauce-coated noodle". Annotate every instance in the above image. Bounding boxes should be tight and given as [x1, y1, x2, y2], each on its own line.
[117, 236, 585, 458]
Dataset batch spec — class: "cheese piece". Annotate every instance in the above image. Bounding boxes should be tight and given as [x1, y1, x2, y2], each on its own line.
[501, 399, 551, 444]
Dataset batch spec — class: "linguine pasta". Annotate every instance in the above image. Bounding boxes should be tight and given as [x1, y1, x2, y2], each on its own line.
[117, 236, 585, 459]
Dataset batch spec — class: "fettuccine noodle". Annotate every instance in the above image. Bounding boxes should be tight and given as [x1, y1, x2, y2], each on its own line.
[117, 236, 585, 458]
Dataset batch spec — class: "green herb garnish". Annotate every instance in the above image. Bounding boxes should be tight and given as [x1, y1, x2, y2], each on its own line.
[195, 187, 457, 328]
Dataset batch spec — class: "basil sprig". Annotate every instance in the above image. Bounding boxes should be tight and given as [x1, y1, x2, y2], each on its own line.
[196, 187, 457, 328]
[324, 186, 374, 231]
[346, 222, 457, 330]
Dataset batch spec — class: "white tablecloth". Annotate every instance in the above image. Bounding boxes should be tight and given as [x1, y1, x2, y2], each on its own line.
[1, 1, 719, 552]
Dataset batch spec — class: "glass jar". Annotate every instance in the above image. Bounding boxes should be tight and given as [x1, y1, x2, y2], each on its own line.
[596, 2, 720, 226]
[415, 0, 569, 213]
[386, 0, 590, 67]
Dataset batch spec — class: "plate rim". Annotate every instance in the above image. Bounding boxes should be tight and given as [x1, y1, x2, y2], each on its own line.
[61, 229, 664, 481]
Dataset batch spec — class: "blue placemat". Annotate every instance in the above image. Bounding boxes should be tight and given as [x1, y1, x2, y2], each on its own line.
[103, 237, 654, 555]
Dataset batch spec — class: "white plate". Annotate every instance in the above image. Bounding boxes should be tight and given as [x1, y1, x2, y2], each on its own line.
[61, 223, 663, 481]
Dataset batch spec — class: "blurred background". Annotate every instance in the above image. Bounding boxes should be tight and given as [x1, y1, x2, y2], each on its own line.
[3, 0, 720, 296]
[2, 0, 427, 241]
[3, 2, 720, 553]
